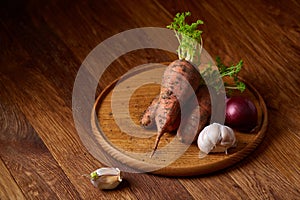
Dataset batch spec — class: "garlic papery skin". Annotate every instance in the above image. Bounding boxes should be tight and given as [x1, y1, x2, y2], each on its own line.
[90, 167, 122, 190]
[197, 123, 236, 158]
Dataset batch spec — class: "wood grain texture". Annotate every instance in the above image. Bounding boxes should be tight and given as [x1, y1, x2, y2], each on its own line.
[0, 74, 82, 199]
[0, 159, 25, 200]
[0, 0, 299, 199]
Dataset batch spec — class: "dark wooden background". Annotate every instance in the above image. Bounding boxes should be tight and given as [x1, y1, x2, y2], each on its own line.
[0, 0, 299, 199]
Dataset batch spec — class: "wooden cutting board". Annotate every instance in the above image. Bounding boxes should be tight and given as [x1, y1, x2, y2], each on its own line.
[91, 63, 268, 176]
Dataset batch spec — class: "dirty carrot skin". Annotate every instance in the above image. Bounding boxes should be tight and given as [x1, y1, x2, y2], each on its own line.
[150, 59, 202, 157]
[140, 95, 159, 128]
[151, 91, 180, 157]
[177, 85, 211, 144]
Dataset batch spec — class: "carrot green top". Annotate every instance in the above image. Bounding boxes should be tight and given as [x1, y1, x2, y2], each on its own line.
[167, 12, 203, 64]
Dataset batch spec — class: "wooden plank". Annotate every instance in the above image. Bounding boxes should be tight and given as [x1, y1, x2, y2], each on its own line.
[0, 75, 82, 199]
[179, 173, 249, 200]
[125, 173, 194, 200]
[0, 159, 25, 200]
[0, 60, 135, 199]
[0, 143, 82, 200]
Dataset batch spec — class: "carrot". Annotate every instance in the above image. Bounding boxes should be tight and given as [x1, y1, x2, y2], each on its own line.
[150, 59, 202, 157]
[177, 85, 211, 144]
[146, 12, 205, 157]
[140, 95, 159, 128]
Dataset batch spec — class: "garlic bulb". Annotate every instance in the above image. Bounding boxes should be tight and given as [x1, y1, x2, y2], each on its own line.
[197, 123, 236, 158]
[90, 167, 122, 190]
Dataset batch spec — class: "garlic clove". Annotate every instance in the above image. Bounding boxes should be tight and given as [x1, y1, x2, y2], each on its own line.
[94, 167, 121, 177]
[197, 123, 236, 156]
[220, 125, 236, 147]
[197, 123, 222, 154]
[90, 167, 122, 190]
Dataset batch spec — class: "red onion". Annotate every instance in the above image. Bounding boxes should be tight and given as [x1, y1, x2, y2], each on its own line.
[225, 96, 258, 132]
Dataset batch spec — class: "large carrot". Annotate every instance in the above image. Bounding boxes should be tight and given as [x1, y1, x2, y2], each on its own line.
[150, 59, 202, 157]
[177, 85, 211, 144]
[147, 12, 204, 157]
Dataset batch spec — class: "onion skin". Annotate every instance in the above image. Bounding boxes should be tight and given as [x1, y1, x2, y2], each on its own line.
[225, 96, 258, 132]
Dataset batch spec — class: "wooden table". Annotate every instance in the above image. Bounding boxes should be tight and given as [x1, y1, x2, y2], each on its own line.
[1, 0, 299, 199]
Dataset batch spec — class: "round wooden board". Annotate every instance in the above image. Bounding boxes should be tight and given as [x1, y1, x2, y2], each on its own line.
[91, 63, 268, 176]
